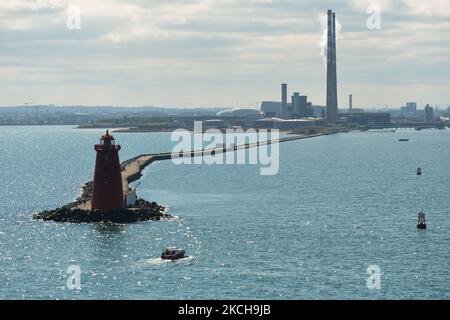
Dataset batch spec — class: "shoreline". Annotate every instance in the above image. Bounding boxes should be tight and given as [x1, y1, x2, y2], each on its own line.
[74, 124, 449, 133]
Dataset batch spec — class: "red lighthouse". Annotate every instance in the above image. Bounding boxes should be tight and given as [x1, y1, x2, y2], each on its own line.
[91, 130, 124, 210]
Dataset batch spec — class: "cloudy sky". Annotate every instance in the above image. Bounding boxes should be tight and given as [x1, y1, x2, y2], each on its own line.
[0, 0, 449, 108]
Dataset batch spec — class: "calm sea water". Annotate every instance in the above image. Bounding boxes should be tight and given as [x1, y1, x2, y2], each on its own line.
[0, 126, 449, 299]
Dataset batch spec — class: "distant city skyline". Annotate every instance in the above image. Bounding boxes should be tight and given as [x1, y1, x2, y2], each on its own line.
[0, 0, 449, 108]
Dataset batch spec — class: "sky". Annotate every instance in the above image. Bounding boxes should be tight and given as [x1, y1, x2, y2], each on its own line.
[0, 0, 449, 109]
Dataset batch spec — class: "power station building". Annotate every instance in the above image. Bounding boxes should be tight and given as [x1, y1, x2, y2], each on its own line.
[344, 113, 391, 127]
[259, 9, 343, 125]
[261, 84, 312, 119]
[261, 9, 339, 124]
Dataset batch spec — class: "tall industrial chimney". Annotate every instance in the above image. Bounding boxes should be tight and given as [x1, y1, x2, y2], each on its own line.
[326, 9, 338, 124]
[332, 12, 338, 110]
[281, 83, 287, 113]
[349, 94, 353, 111]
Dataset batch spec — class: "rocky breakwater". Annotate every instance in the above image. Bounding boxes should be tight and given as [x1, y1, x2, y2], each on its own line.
[33, 153, 171, 223]
[33, 199, 170, 223]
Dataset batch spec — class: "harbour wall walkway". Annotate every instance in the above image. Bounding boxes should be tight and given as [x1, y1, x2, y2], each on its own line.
[76, 130, 342, 210]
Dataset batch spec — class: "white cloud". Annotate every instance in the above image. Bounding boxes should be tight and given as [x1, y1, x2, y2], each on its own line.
[348, 0, 450, 16]
[0, 0, 64, 12]
[403, 0, 450, 16]
[0, 0, 448, 107]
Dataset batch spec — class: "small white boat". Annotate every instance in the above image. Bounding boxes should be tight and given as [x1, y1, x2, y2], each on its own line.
[161, 247, 187, 260]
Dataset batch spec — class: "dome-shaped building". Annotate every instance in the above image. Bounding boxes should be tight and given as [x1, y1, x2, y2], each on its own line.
[216, 108, 262, 119]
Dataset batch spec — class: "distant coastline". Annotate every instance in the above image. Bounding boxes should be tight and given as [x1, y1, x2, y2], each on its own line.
[76, 125, 350, 136]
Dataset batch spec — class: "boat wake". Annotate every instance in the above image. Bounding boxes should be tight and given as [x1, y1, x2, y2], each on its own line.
[143, 255, 195, 266]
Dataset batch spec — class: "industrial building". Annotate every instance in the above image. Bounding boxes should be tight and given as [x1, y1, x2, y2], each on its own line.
[260, 101, 283, 118]
[424, 104, 434, 123]
[254, 117, 324, 130]
[310, 105, 326, 118]
[292, 92, 308, 117]
[402, 102, 417, 114]
[261, 84, 311, 119]
[203, 108, 263, 129]
[344, 113, 391, 127]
